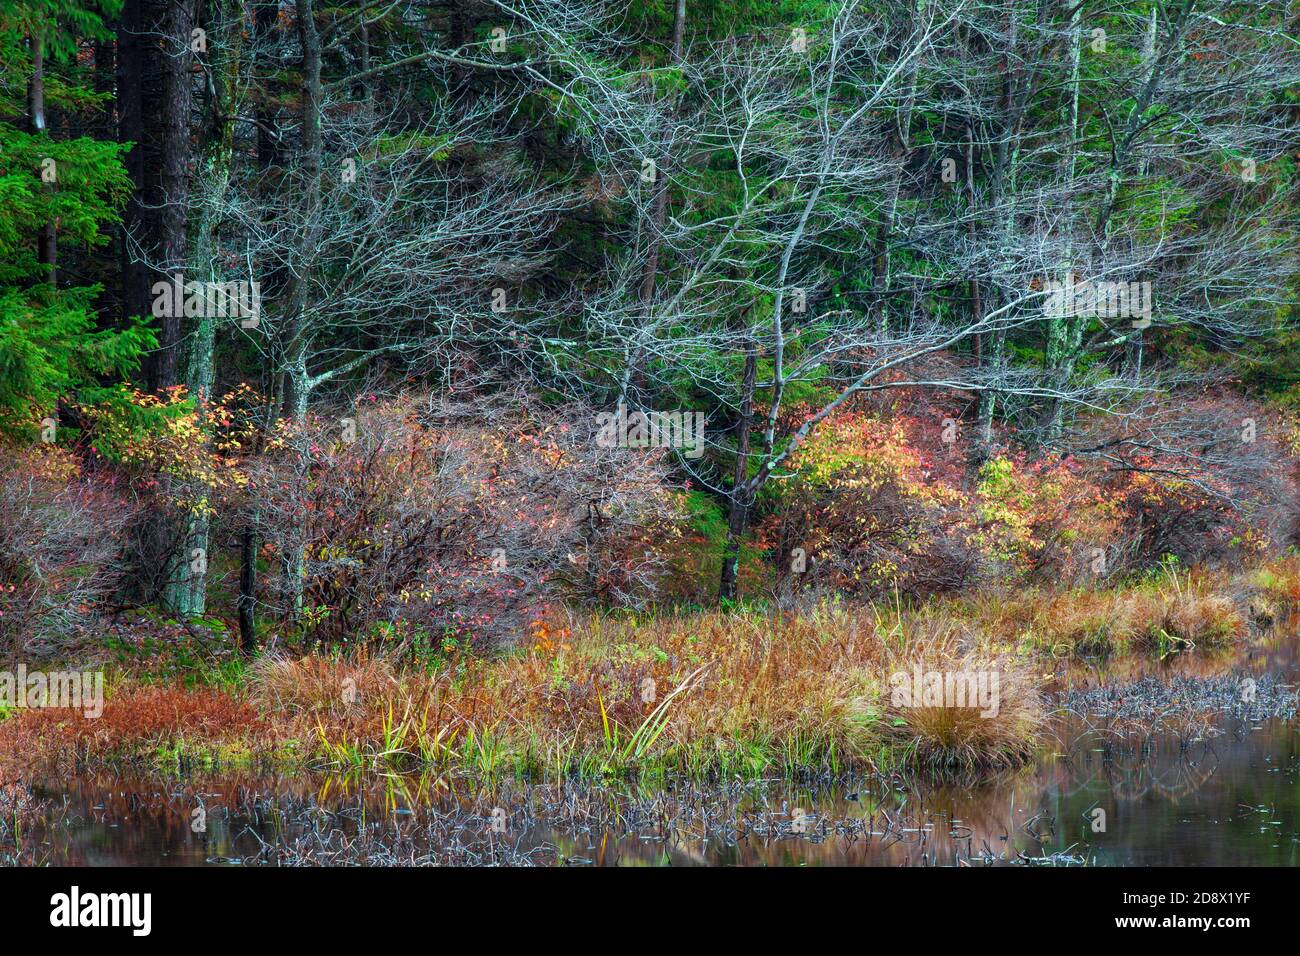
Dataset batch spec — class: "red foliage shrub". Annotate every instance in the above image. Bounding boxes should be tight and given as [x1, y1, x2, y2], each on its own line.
[0, 445, 135, 659]
[1076, 390, 1298, 572]
[761, 404, 985, 602]
[246, 393, 683, 650]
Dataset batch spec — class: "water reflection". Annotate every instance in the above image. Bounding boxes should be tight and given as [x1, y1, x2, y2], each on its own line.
[7, 711, 1296, 866]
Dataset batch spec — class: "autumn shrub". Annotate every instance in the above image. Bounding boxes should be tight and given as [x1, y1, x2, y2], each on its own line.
[248, 393, 684, 651]
[1080, 391, 1297, 573]
[0, 443, 135, 659]
[75, 385, 259, 609]
[1106, 467, 1240, 570]
[759, 406, 1120, 600]
[762, 407, 982, 603]
[970, 453, 1123, 585]
[759, 386, 1297, 605]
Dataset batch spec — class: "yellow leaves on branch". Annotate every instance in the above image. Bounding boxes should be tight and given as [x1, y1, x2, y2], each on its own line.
[81, 386, 257, 511]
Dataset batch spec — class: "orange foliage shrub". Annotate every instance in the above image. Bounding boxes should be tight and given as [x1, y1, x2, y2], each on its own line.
[762, 407, 980, 601]
[757, 387, 1295, 601]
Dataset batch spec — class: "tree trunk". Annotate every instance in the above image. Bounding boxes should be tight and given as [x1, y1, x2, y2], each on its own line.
[868, 8, 922, 334]
[118, 0, 151, 330]
[718, 343, 756, 602]
[239, 522, 259, 655]
[163, 0, 246, 617]
[140, 0, 196, 394]
[28, 29, 57, 285]
[636, 0, 686, 305]
[965, 118, 982, 368]
[1040, 6, 1083, 444]
[976, 6, 1022, 460]
[254, 2, 285, 167]
[1127, 8, 1159, 375]
[977, 314, 1004, 455]
[277, 0, 326, 625]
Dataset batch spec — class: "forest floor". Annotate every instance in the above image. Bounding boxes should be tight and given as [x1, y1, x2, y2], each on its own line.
[3, 555, 1299, 783]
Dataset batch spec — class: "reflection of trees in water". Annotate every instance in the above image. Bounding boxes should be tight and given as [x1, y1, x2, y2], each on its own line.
[16, 767, 1051, 867]
[1110, 740, 1220, 803]
[1056, 726, 1221, 804]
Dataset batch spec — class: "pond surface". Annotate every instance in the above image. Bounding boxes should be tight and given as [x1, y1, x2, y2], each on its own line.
[7, 637, 1300, 867]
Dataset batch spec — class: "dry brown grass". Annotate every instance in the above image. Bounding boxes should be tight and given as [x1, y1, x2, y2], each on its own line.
[879, 625, 1045, 767]
[1153, 591, 1243, 647]
[950, 566, 1256, 658]
[1248, 554, 1300, 617]
[247, 649, 403, 717]
[0, 603, 1045, 777]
